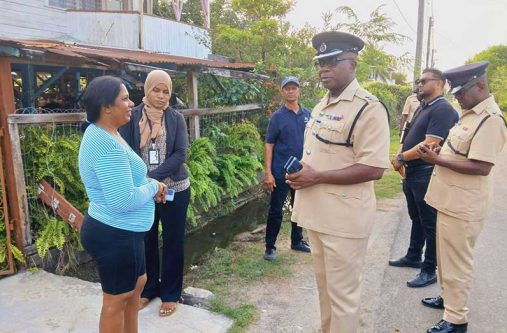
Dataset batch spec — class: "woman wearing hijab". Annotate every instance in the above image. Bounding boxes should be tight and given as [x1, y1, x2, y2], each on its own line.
[120, 70, 190, 317]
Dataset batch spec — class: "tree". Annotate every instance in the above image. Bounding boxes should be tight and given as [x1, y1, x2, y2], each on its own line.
[327, 5, 411, 83]
[468, 45, 507, 112]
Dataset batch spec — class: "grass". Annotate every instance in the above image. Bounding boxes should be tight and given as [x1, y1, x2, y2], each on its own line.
[184, 221, 309, 332]
[209, 297, 257, 333]
[374, 130, 403, 199]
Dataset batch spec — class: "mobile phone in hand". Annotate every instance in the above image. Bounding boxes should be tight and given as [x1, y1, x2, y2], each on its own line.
[165, 189, 175, 202]
[284, 156, 303, 174]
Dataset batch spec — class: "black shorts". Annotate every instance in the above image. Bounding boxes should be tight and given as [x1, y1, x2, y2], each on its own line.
[80, 214, 146, 295]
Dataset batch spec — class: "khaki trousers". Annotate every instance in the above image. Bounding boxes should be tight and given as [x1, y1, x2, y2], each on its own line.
[436, 211, 485, 324]
[307, 230, 369, 333]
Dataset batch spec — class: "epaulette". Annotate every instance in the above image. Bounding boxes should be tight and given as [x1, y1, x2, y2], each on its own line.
[355, 88, 379, 103]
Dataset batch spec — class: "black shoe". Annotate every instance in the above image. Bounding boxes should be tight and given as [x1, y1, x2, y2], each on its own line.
[291, 240, 311, 253]
[426, 320, 467, 333]
[407, 271, 437, 288]
[388, 256, 422, 268]
[264, 248, 276, 261]
[422, 296, 444, 309]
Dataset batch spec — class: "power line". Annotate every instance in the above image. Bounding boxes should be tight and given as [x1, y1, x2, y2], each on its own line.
[392, 0, 417, 33]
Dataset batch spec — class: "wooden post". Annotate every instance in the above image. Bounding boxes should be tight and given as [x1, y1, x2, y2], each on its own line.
[0, 58, 29, 251]
[21, 64, 35, 108]
[187, 71, 200, 139]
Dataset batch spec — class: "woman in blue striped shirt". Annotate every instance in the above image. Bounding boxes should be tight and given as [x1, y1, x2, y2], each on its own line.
[78, 76, 167, 333]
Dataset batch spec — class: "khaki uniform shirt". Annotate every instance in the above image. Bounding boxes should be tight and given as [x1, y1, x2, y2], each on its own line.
[425, 96, 507, 221]
[291, 79, 391, 238]
[402, 94, 420, 122]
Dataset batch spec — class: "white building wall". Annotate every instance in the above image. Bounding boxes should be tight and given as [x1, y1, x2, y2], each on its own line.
[66, 11, 139, 48]
[0, 0, 67, 40]
[0, 1, 211, 58]
[143, 15, 209, 58]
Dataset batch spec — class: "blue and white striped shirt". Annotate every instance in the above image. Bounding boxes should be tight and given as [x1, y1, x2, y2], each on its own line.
[78, 124, 159, 232]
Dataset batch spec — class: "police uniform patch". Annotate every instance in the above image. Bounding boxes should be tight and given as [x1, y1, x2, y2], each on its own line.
[319, 42, 327, 53]
[327, 114, 344, 121]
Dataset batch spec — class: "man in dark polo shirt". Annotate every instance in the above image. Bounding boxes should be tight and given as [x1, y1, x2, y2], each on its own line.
[263, 76, 311, 261]
[389, 68, 459, 287]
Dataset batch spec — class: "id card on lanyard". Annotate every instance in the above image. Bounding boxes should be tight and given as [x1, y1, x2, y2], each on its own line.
[148, 140, 160, 165]
[146, 110, 163, 166]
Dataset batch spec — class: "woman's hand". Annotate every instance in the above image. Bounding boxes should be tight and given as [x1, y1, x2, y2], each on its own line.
[154, 181, 167, 203]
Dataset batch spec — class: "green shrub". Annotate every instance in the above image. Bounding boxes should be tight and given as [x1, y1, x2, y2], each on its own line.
[363, 82, 412, 128]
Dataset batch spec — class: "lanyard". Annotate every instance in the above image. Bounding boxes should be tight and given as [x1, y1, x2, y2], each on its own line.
[144, 110, 164, 145]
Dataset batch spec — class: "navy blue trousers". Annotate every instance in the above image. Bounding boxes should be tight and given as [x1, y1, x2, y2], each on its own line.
[265, 178, 303, 250]
[141, 187, 190, 302]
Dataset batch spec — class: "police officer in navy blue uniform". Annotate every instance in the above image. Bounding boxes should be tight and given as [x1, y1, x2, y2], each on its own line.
[390, 68, 459, 288]
[263, 76, 311, 260]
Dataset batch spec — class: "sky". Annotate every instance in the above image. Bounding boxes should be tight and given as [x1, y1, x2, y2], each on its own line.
[286, 0, 507, 81]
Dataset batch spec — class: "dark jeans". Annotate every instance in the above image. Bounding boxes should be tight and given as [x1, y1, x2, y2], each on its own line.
[265, 178, 303, 250]
[142, 187, 190, 302]
[403, 166, 437, 273]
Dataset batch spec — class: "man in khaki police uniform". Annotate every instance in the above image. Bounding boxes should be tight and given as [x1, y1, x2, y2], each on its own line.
[416, 61, 507, 333]
[286, 31, 391, 333]
[400, 88, 421, 134]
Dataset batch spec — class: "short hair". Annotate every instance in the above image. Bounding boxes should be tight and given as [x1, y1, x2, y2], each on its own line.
[82, 76, 123, 124]
[422, 68, 446, 82]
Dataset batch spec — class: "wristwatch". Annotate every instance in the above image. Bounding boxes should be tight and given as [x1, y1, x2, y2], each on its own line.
[396, 153, 406, 164]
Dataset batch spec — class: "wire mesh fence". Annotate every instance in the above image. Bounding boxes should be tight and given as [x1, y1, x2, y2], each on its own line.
[198, 108, 268, 137]
[18, 121, 84, 238]
[11, 105, 268, 243]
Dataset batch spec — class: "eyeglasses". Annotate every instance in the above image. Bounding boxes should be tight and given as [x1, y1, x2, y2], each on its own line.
[416, 78, 439, 85]
[453, 81, 478, 97]
[314, 56, 355, 68]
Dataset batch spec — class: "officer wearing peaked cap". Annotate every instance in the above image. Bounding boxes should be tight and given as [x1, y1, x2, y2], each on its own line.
[417, 61, 507, 333]
[286, 31, 390, 333]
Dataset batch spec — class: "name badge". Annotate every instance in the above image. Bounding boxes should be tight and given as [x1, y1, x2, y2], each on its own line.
[148, 142, 160, 165]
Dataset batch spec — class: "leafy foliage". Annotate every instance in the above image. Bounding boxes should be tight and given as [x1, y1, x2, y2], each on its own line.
[186, 137, 224, 223]
[363, 82, 412, 128]
[35, 216, 75, 259]
[187, 121, 264, 227]
[468, 45, 507, 112]
[18, 125, 85, 267]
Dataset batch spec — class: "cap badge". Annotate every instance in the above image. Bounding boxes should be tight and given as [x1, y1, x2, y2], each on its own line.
[319, 42, 327, 53]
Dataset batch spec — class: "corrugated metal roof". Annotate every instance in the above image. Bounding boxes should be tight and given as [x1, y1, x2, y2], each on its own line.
[0, 37, 255, 70]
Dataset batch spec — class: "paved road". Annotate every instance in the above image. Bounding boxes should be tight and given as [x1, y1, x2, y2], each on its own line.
[370, 150, 507, 333]
[248, 151, 507, 333]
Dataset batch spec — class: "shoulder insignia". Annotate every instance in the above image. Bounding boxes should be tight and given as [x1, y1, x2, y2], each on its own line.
[355, 88, 379, 103]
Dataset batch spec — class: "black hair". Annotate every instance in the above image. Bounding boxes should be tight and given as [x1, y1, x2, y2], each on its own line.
[80, 76, 123, 132]
[422, 68, 446, 82]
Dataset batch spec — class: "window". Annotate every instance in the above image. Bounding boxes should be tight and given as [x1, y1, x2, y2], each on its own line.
[47, 0, 102, 10]
[48, 0, 76, 9]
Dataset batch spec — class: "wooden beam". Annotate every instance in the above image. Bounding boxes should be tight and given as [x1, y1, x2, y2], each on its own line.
[21, 64, 35, 108]
[178, 103, 262, 117]
[0, 133, 14, 275]
[201, 68, 269, 81]
[0, 58, 29, 251]
[8, 113, 86, 125]
[7, 122, 31, 246]
[187, 71, 200, 139]
[37, 180, 83, 230]
[32, 67, 70, 101]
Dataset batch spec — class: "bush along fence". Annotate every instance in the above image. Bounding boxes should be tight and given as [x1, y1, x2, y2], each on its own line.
[2, 104, 266, 273]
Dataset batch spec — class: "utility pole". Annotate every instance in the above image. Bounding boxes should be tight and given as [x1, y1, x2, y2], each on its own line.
[425, 16, 433, 69]
[431, 49, 436, 68]
[413, 0, 425, 84]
